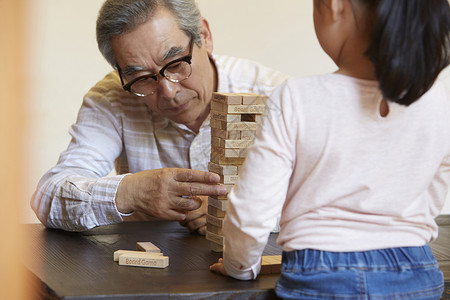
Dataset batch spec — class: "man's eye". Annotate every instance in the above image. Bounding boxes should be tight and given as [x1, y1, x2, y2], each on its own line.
[166, 62, 183, 72]
[134, 76, 155, 85]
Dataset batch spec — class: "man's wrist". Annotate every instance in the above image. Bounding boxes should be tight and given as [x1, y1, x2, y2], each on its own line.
[115, 174, 134, 214]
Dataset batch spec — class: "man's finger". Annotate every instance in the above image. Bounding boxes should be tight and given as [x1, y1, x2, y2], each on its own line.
[161, 209, 188, 222]
[185, 216, 206, 233]
[197, 225, 206, 235]
[170, 195, 202, 211]
[173, 169, 221, 183]
[174, 182, 227, 197]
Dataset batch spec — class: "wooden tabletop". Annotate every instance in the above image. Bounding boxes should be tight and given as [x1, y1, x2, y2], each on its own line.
[24, 216, 450, 299]
[24, 221, 282, 299]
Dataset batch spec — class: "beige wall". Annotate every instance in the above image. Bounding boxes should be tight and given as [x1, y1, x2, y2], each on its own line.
[1, 0, 32, 298]
[25, 0, 450, 223]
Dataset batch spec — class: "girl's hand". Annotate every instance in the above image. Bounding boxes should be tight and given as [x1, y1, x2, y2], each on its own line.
[210, 258, 229, 276]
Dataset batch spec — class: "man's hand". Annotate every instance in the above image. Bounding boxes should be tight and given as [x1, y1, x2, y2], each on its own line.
[115, 168, 227, 222]
[179, 195, 208, 235]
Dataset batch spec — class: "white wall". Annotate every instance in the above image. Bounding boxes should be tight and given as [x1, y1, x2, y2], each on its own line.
[24, 0, 450, 223]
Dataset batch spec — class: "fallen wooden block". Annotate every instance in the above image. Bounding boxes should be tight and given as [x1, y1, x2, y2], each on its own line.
[119, 252, 169, 268]
[113, 250, 162, 262]
[136, 241, 161, 253]
[260, 255, 282, 275]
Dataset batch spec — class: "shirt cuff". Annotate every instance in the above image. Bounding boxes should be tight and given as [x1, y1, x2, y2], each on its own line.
[223, 253, 261, 280]
[91, 174, 129, 225]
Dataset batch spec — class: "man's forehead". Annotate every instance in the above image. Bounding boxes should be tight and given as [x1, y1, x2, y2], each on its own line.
[120, 39, 188, 76]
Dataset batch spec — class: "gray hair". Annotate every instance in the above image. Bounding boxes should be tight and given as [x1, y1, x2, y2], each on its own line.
[96, 0, 203, 67]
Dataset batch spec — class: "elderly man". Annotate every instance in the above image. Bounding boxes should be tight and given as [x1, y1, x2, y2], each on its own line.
[32, 0, 289, 233]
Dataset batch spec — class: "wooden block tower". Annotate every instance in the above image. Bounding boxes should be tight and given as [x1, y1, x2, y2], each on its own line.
[206, 92, 268, 252]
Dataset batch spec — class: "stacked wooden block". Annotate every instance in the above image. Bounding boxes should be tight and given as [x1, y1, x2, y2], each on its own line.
[206, 92, 267, 252]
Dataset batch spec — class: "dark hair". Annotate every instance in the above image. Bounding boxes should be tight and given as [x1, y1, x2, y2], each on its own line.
[363, 0, 450, 106]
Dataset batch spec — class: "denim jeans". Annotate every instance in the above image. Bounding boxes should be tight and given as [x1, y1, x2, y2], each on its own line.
[276, 245, 444, 299]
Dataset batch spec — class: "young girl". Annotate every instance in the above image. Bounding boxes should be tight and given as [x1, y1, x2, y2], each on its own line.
[210, 0, 450, 299]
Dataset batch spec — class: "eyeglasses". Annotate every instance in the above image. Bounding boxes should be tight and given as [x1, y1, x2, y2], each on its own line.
[117, 37, 194, 97]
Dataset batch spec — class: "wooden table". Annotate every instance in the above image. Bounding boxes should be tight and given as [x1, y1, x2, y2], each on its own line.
[25, 221, 282, 299]
[24, 216, 450, 299]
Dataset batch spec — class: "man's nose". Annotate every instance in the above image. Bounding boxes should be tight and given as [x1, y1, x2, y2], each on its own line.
[157, 77, 181, 99]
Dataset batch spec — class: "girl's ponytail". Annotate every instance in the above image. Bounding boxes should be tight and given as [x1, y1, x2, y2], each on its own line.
[365, 0, 449, 106]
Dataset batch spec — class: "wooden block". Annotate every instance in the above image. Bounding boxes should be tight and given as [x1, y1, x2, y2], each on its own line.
[260, 255, 282, 275]
[208, 196, 227, 210]
[212, 102, 265, 115]
[223, 184, 234, 193]
[206, 214, 224, 228]
[207, 223, 223, 235]
[212, 120, 259, 131]
[211, 128, 240, 140]
[241, 93, 268, 105]
[240, 130, 257, 140]
[136, 242, 161, 253]
[237, 165, 243, 174]
[209, 118, 221, 129]
[210, 150, 246, 165]
[211, 136, 222, 148]
[206, 231, 225, 246]
[225, 148, 248, 158]
[223, 139, 254, 149]
[213, 92, 243, 104]
[226, 122, 259, 131]
[114, 250, 162, 262]
[212, 146, 248, 158]
[209, 241, 223, 253]
[213, 137, 254, 149]
[208, 162, 238, 175]
[210, 110, 241, 123]
[210, 100, 224, 112]
[226, 105, 265, 114]
[208, 205, 226, 218]
[119, 252, 169, 268]
[219, 174, 239, 185]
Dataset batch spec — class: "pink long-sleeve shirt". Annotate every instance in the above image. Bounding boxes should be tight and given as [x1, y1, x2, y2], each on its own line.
[222, 74, 450, 280]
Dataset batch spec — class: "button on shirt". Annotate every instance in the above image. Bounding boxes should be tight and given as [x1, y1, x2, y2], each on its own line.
[31, 54, 290, 231]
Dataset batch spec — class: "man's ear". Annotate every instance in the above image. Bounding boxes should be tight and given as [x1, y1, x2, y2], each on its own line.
[199, 18, 213, 55]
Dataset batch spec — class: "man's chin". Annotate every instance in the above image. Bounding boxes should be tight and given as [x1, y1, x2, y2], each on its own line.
[167, 112, 198, 126]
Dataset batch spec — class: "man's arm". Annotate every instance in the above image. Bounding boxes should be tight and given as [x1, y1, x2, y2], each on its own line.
[31, 74, 226, 232]
[31, 88, 128, 231]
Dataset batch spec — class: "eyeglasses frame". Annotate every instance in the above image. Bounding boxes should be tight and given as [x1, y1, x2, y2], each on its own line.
[117, 36, 194, 96]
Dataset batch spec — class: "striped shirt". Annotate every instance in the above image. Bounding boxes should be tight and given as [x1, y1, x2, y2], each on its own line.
[31, 54, 289, 231]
